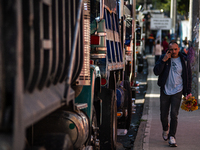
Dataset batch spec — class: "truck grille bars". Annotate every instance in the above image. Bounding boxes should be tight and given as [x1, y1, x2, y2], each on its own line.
[76, 1, 90, 85]
[23, 0, 89, 93]
[104, 8, 124, 70]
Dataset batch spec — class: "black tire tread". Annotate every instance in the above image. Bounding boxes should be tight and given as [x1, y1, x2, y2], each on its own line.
[123, 80, 132, 129]
[99, 88, 117, 150]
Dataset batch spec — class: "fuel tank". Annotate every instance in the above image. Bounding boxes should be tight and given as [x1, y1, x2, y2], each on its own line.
[34, 110, 89, 149]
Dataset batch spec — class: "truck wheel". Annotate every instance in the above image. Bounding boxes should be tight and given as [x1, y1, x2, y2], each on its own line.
[123, 80, 132, 130]
[137, 54, 144, 73]
[90, 106, 100, 149]
[99, 88, 117, 150]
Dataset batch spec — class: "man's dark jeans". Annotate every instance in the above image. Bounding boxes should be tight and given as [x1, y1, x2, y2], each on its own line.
[160, 90, 182, 138]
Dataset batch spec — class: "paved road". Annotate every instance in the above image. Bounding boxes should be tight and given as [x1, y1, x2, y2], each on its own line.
[134, 55, 200, 150]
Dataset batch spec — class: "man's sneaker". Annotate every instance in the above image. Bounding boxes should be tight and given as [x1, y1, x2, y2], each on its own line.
[168, 136, 177, 147]
[162, 130, 168, 141]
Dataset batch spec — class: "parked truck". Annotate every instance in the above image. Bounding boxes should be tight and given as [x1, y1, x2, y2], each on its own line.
[0, 0, 137, 150]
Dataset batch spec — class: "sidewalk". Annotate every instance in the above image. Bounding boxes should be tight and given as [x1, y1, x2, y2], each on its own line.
[134, 55, 200, 150]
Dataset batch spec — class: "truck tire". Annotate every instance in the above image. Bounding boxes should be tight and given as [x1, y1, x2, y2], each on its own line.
[90, 106, 100, 150]
[123, 80, 132, 129]
[99, 88, 117, 150]
[137, 53, 144, 73]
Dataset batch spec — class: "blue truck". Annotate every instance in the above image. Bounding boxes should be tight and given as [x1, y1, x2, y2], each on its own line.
[0, 0, 138, 149]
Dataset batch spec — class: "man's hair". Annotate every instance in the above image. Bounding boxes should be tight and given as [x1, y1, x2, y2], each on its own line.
[168, 41, 179, 48]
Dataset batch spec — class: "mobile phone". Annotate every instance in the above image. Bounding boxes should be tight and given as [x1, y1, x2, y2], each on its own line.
[167, 50, 171, 54]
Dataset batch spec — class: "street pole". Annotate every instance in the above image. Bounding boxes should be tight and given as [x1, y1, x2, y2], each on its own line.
[170, 0, 177, 40]
[189, 0, 199, 103]
[132, 0, 136, 81]
[144, 0, 146, 10]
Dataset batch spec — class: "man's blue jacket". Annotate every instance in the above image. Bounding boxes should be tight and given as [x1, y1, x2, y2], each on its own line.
[153, 52, 192, 96]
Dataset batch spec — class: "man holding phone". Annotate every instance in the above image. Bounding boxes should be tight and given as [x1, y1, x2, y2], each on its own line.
[153, 41, 192, 147]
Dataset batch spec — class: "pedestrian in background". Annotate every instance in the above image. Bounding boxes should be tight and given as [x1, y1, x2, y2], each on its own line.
[153, 41, 192, 147]
[161, 37, 169, 54]
[183, 36, 188, 46]
[153, 40, 163, 64]
[148, 33, 155, 54]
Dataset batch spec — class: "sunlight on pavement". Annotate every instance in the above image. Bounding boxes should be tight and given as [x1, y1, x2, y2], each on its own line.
[139, 82, 147, 85]
[135, 99, 145, 104]
[147, 77, 158, 81]
[145, 94, 160, 98]
[146, 55, 154, 58]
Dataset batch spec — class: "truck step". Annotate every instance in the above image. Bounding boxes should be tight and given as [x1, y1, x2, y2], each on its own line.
[117, 129, 128, 136]
[75, 103, 88, 110]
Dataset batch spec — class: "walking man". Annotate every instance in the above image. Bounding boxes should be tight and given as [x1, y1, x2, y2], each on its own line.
[161, 37, 169, 54]
[148, 33, 155, 54]
[153, 40, 163, 64]
[153, 41, 192, 147]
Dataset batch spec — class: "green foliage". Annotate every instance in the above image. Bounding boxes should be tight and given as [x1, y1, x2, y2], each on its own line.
[152, 0, 170, 13]
[151, 0, 189, 17]
[177, 0, 189, 16]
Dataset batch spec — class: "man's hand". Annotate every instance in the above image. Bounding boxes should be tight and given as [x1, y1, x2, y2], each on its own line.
[162, 50, 171, 62]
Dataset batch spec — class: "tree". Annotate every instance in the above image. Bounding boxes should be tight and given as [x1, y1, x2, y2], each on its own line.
[149, 0, 189, 19]
[177, 0, 189, 19]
